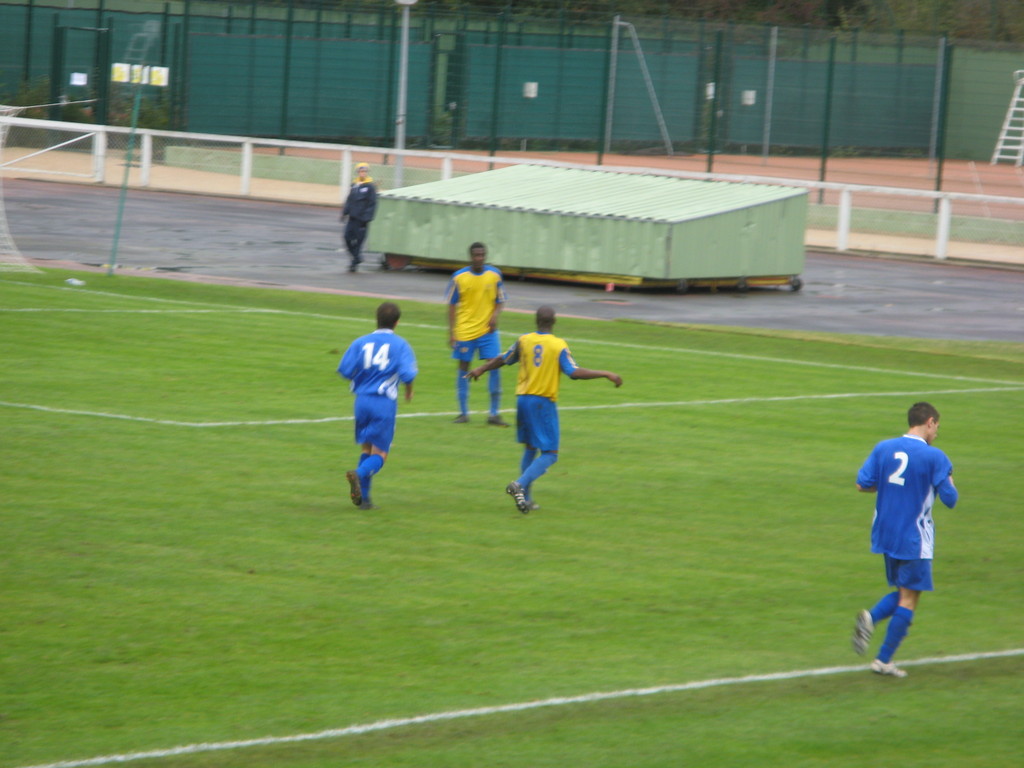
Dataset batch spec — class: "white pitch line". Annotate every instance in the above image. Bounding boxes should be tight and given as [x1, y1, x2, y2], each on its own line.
[0, 308, 281, 314]
[556, 386, 1024, 412]
[1, 279, 372, 323]
[16, 648, 1024, 768]
[573, 336, 1024, 387]
[6, 278, 1022, 385]
[3, 386, 1023, 428]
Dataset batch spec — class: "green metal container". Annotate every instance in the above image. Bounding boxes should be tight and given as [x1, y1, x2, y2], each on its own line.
[371, 165, 807, 289]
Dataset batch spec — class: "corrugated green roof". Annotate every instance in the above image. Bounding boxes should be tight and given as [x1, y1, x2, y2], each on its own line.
[381, 164, 805, 223]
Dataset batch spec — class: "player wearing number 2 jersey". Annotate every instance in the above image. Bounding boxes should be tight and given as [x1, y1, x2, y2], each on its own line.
[851, 401, 958, 678]
[338, 302, 418, 510]
[466, 306, 622, 514]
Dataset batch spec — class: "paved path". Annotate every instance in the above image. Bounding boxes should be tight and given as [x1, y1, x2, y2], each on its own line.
[6, 178, 1023, 342]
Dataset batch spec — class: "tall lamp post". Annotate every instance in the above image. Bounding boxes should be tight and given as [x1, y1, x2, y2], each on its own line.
[394, 0, 418, 189]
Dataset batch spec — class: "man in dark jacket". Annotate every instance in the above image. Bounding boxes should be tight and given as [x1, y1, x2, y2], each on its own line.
[342, 162, 378, 272]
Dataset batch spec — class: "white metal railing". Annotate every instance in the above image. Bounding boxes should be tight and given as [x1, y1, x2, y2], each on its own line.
[2, 115, 1023, 262]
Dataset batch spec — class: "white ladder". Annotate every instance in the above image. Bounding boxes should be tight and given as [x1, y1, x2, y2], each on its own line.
[991, 70, 1024, 166]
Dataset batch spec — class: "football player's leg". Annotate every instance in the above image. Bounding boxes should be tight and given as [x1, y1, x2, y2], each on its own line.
[520, 450, 558, 489]
[870, 591, 900, 625]
[487, 367, 502, 417]
[520, 446, 539, 502]
[457, 360, 470, 417]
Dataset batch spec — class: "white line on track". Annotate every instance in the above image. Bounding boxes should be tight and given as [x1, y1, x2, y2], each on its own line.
[16, 648, 1024, 768]
[2, 386, 1022, 427]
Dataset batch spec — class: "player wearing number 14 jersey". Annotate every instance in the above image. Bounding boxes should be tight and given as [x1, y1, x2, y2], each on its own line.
[851, 401, 958, 678]
[338, 302, 418, 510]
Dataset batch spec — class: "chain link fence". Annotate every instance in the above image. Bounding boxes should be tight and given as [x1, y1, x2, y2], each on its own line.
[3, 2, 1024, 177]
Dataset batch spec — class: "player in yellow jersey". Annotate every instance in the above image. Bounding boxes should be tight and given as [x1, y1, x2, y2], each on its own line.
[467, 306, 622, 513]
[446, 242, 508, 425]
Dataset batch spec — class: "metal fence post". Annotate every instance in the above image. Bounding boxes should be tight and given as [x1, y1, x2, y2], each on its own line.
[181, 0, 191, 130]
[23, 0, 35, 86]
[93, 126, 107, 182]
[488, 10, 507, 156]
[600, 15, 621, 162]
[706, 29, 723, 173]
[140, 131, 152, 186]
[241, 139, 253, 195]
[761, 25, 778, 161]
[279, 0, 294, 139]
[935, 196, 951, 259]
[818, 35, 837, 199]
[49, 17, 64, 122]
[96, 24, 112, 127]
[837, 188, 851, 251]
[934, 37, 953, 197]
[693, 19, 706, 145]
[340, 149, 351, 203]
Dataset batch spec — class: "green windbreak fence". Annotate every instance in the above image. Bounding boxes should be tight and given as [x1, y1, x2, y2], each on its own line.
[186, 34, 433, 139]
[0, 1, 1018, 161]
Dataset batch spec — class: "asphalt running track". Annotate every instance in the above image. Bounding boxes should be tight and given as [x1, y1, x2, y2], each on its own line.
[6, 178, 1024, 342]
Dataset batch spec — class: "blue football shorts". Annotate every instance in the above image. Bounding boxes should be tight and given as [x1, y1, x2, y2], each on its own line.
[353, 394, 398, 453]
[883, 554, 934, 592]
[516, 394, 560, 452]
[451, 331, 501, 362]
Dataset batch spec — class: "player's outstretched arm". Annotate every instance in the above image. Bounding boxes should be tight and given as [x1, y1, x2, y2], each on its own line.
[571, 367, 623, 387]
[466, 356, 505, 381]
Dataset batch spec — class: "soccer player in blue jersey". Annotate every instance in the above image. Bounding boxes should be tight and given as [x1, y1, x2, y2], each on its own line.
[852, 401, 958, 677]
[446, 242, 508, 426]
[466, 306, 622, 513]
[338, 302, 418, 510]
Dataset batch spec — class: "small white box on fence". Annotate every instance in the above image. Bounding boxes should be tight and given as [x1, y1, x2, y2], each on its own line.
[705, 82, 715, 100]
[742, 89, 757, 106]
[70, 72, 88, 87]
[523, 82, 538, 99]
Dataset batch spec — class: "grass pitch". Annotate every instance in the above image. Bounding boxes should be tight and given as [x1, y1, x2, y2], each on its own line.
[2, 268, 1022, 768]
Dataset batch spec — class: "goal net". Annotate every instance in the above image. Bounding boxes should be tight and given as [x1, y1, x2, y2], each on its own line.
[0, 105, 39, 272]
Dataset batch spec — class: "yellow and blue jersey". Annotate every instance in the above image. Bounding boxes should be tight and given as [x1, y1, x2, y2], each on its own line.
[502, 331, 578, 402]
[445, 265, 506, 341]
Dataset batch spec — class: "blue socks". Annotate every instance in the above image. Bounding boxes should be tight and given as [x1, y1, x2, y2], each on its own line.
[520, 448, 538, 500]
[877, 606, 914, 663]
[456, 370, 469, 415]
[488, 369, 502, 416]
[520, 448, 538, 475]
[518, 451, 558, 493]
[870, 591, 900, 625]
[866, 592, 911, 662]
[357, 454, 384, 502]
[457, 368, 501, 416]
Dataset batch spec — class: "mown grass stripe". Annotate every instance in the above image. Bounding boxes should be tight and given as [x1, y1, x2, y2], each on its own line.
[17, 648, 1024, 768]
